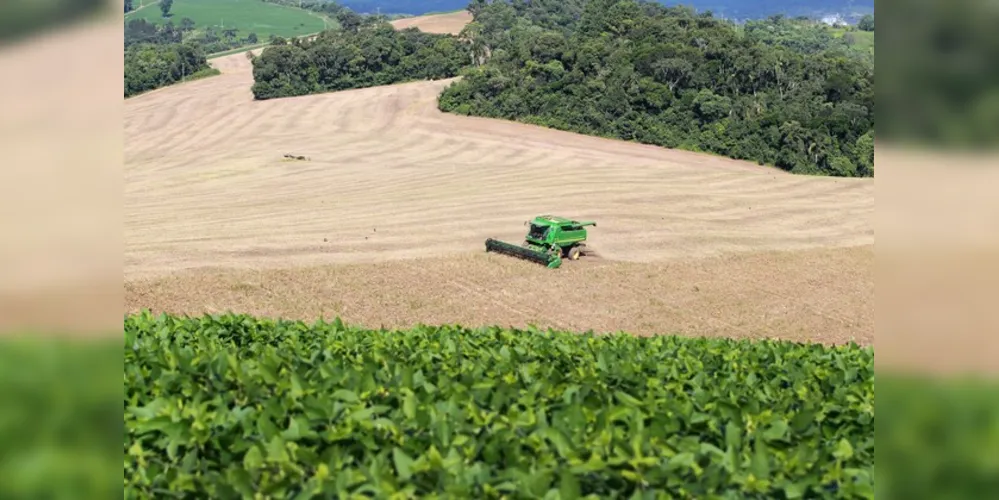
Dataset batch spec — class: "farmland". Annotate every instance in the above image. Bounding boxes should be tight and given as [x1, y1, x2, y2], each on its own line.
[121, 9, 876, 497]
[125, 0, 328, 41]
[124, 312, 874, 497]
[124, 9, 874, 345]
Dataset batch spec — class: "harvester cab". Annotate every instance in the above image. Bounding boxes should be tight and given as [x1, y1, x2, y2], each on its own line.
[485, 215, 596, 269]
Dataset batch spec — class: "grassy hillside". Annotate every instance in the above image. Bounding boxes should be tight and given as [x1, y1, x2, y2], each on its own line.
[125, 0, 328, 41]
[832, 27, 874, 56]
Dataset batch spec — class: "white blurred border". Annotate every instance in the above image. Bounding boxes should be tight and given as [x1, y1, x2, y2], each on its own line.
[877, 143, 999, 377]
[0, 2, 121, 335]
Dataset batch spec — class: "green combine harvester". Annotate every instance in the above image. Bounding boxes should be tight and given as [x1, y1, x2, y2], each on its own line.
[485, 215, 597, 269]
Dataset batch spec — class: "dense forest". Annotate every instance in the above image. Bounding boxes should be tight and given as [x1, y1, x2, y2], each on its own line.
[250, 19, 467, 100]
[124, 20, 222, 97]
[125, 39, 217, 98]
[437, 0, 875, 176]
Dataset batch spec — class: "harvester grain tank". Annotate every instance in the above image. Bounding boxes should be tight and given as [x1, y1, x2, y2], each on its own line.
[484, 215, 596, 269]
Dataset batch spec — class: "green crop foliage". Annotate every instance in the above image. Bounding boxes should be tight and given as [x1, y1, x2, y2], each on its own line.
[124, 311, 874, 498]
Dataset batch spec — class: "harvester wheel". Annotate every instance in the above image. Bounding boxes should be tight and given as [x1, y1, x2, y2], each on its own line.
[568, 246, 581, 261]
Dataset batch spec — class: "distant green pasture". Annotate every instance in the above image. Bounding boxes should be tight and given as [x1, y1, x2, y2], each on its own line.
[125, 0, 328, 40]
[832, 27, 874, 55]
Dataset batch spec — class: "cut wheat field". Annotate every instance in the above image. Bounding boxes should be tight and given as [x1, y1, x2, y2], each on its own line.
[124, 12, 874, 344]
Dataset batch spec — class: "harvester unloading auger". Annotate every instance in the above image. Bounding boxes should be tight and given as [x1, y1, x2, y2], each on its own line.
[485, 215, 596, 269]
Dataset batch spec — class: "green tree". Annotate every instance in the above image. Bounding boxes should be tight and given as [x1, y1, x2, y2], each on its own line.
[827, 155, 858, 177]
[124, 40, 213, 97]
[467, 0, 489, 17]
[854, 131, 874, 176]
[250, 20, 468, 100]
[336, 10, 363, 33]
[858, 14, 874, 31]
[125, 18, 182, 46]
[160, 0, 174, 18]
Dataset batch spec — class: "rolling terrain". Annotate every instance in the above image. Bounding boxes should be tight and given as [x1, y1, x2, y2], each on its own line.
[124, 11, 874, 344]
[125, 0, 328, 41]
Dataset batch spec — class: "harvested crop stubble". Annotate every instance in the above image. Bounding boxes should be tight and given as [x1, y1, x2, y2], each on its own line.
[123, 312, 874, 498]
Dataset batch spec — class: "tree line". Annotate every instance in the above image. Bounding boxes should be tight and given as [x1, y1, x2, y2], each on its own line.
[124, 19, 231, 98]
[244, 0, 875, 176]
[124, 1, 366, 98]
[125, 17, 262, 54]
[127, 0, 885, 176]
[125, 41, 217, 97]
[122, 3, 291, 98]
[436, 0, 874, 177]
[262, 0, 349, 16]
[250, 19, 467, 100]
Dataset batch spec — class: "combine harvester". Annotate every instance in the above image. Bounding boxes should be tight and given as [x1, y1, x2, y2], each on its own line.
[485, 215, 596, 269]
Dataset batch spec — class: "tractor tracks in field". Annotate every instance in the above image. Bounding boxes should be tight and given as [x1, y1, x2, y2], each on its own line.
[413, 263, 582, 333]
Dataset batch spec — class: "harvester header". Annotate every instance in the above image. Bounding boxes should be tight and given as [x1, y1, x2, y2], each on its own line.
[484, 215, 597, 269]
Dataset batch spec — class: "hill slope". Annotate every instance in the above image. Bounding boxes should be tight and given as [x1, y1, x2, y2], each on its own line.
[124, 11, 873, 344]
[125, 0, 327, 41]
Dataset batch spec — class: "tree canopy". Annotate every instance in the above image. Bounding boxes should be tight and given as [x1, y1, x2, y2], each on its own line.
[125, 41, 216, 97]
[858, 14, 874, 32]
[250, 20, 468, 100]
[437, 0, 875, 177]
